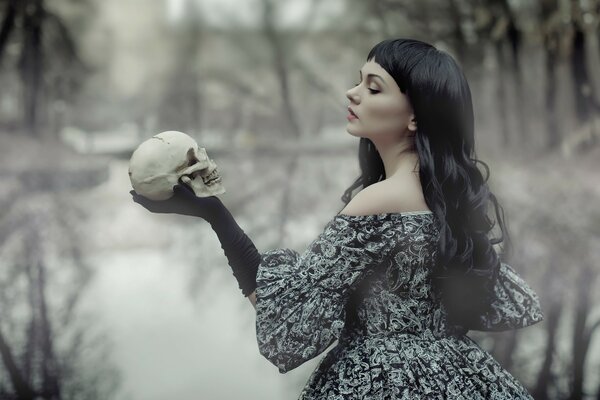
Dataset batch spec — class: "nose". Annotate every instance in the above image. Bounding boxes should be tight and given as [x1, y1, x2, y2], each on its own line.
[346, 86, 359, 104]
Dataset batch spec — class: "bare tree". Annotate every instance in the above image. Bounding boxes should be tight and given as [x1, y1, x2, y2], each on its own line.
[568, 262, 600, 400]
[532, 258, 565, 399]
[473, 0, 525, 148]
[258, 0, 302, 138]
[0, 191, 120, 399]
[567, 0, 600, 127]
[538, 0, 562, 150]
[156, 1, 204, 135]
[0, 0, 89, 136]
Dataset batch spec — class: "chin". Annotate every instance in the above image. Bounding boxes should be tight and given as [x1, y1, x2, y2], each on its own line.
[345, 126, 362, 137]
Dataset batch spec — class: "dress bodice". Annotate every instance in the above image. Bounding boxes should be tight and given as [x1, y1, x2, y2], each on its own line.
[340, 212, 462, 340]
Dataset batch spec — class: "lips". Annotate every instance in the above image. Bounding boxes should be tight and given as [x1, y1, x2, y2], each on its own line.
[348, 106, 358, 118]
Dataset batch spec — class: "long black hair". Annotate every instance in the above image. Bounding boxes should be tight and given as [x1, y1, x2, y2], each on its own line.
[341, 38, 512, 329]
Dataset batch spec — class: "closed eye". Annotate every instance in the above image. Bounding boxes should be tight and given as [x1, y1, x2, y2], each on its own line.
[354, 82, 380, 94]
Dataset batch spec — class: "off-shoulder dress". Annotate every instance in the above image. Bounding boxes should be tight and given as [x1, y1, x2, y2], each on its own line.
[254, 211, 544, 399]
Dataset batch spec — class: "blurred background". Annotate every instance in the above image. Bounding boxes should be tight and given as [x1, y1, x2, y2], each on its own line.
[0, 0, 599, 399]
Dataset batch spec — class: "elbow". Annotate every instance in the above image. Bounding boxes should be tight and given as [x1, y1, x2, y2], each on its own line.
[254, 292, 346, 373]
[256, 330, 318, 374]
[257, 342, 305, 374]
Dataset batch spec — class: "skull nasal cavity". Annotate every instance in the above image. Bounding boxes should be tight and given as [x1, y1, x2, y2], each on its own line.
[186, 148, 199, 166]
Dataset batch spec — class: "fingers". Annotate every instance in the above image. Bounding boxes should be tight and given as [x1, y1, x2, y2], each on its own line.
[130, 190, 142, 203]
[129, 190, 158, 212]
[130, 191, 146, 204]
[130, 188, 190, 215]
[130, 190, 141, 200]
[173, 183, 197, 199]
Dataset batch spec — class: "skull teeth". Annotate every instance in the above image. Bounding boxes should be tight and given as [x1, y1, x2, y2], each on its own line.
[188, 168, 219, 184]
[204, 169, 220, 184]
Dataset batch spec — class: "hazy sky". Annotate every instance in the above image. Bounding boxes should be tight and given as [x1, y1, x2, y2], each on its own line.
[167, 0, 345, 29]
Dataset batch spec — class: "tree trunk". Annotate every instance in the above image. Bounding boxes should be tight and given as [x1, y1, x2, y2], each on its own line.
[490, 328, 518, 373]
[0, 0, 17, 63]
[22, 261, 38, 383]
[531, 256, 564, 399]
[543, 37, 560, 149]
[494, 40, 510, 147]
[261, 0, 301, 139]
[37, 260, 61, 399]
[157, 17, 203, 135]
[19, 0, 45, 137]
[532, 292, 562, 398]
[505, 15, 526, 148]
[0, 329, 36, 400]
[567, 264, 597, 400]
[277, 154, 299, 246]
[539, 0, 562, 150]
[569, 18, 593, 125]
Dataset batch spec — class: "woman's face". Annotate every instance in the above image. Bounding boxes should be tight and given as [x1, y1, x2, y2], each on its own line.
[345, 60, 416, 140]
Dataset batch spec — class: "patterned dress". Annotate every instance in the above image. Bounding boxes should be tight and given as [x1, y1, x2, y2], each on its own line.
[254, 211, 544, 399]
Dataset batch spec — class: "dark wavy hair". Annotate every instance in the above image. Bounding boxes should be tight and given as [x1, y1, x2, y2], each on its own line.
[340, 38, 512, 329]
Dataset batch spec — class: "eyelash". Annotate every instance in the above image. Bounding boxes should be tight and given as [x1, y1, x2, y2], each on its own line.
[354, 82, 379, 94]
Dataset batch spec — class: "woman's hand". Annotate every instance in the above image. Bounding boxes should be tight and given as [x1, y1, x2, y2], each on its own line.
[130, 184, 223, 222]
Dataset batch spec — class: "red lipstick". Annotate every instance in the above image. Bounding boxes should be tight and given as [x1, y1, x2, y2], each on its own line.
[347, 106, 358, 121]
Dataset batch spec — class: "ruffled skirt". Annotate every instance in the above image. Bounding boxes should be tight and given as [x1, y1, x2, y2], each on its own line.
[298, 332, 533, 400]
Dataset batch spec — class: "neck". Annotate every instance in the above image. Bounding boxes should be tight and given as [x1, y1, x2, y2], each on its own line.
[370, 135, 419, 180]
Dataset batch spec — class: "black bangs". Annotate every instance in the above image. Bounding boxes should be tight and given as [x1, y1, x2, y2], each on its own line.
[366, 39, 436, 94]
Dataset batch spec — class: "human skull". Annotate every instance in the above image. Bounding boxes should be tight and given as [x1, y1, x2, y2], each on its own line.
[128, 130, 226, 200]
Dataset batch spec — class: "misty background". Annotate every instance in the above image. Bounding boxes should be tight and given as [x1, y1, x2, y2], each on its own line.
[0, 0, 599, 399]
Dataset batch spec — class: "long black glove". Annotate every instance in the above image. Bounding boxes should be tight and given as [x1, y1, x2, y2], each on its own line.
[130, 184, 261, 297]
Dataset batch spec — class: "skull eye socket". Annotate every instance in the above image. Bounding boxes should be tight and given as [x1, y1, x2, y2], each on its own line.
[186, 148, 200, 167]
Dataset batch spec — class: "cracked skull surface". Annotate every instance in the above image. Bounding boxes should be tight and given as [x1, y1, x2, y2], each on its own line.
[128, 130, 226, 200]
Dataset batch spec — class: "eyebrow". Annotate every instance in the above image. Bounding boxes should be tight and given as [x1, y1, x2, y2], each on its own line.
[359, 69, 387, 87]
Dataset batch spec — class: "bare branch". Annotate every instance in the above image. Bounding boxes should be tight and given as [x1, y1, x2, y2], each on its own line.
[0, 328, 36, 400]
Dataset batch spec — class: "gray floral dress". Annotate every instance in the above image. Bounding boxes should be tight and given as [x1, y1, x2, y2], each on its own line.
[254, 211, 544, 399]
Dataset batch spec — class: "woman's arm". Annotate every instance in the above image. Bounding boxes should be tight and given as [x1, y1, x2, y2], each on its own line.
[131, 185, 261, 298]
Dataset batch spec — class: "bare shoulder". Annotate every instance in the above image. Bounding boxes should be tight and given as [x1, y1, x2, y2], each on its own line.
[339, 179, 430, 216]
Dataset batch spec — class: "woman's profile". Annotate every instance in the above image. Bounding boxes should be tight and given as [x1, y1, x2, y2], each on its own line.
[131, 38, 544, 399]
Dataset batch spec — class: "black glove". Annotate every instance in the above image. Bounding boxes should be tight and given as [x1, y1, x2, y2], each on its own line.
[130, 184, 224, 221]
[130, 184, 261, 297]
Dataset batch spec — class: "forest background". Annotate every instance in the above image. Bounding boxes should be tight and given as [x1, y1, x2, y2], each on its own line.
[0, 0, 599, 399]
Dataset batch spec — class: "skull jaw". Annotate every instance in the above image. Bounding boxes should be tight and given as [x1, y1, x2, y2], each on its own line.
[181, 174, 226, 197]
[180, 158, 226, 197]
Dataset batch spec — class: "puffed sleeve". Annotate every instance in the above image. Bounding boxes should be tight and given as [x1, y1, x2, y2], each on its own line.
[468, 262, 544, 332]
[254, 214, 402, 373]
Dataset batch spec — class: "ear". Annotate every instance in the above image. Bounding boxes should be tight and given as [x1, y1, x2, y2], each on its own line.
[408, 114, 417, 132]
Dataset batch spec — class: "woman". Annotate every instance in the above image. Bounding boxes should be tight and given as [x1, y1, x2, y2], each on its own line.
[131, 38, 544, 399]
